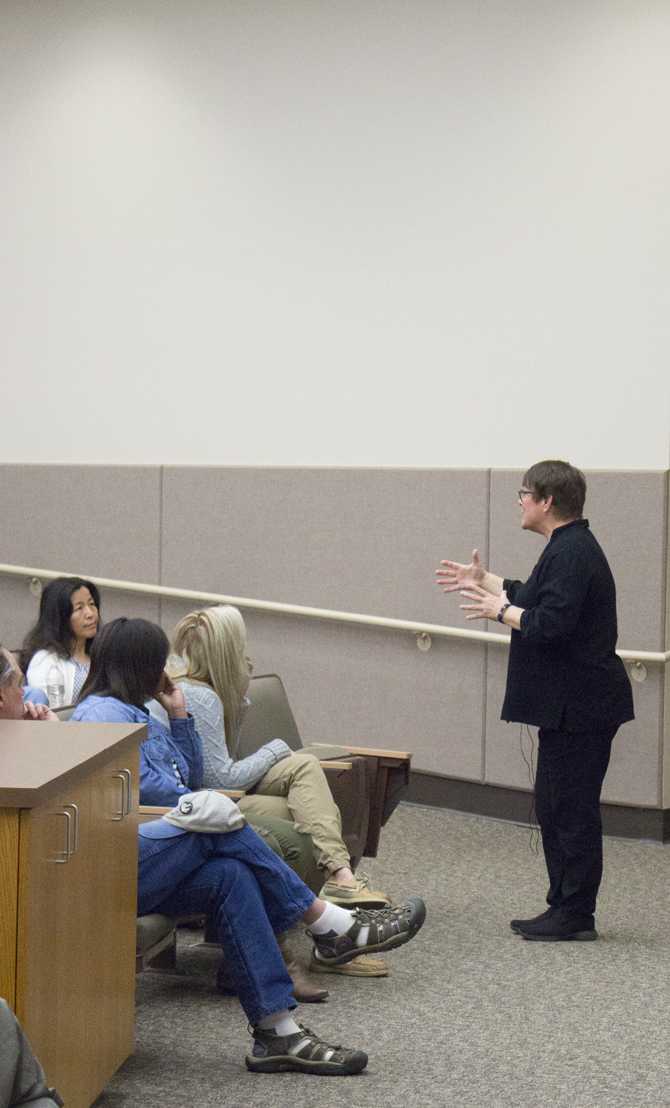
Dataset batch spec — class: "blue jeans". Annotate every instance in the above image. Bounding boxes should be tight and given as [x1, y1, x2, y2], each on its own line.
[138, 824, 316, 1024]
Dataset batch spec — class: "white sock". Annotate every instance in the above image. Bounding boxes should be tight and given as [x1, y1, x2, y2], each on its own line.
[258, 1011, 335, 1061]
[258, 1009, 301, 1036]
[309, 901, 370, 946]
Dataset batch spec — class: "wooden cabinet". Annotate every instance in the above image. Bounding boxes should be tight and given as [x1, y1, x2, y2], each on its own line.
[0, 721, 144, 1108]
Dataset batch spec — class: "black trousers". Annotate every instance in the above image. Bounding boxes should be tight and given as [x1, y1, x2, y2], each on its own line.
[535, 725, 618, 918]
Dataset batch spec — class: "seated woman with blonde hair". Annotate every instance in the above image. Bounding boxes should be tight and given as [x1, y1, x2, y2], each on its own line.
[168, 606, 389, 929]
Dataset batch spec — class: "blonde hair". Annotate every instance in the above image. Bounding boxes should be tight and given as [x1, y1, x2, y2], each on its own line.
[170, 605, 249, 742]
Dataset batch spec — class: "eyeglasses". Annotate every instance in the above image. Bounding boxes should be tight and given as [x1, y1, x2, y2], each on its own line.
[517, 489, 534, 501]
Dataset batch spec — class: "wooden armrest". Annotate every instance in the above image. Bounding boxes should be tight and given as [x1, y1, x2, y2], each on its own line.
[215, 789, 246, 799]
[138, 805, 171, 821]
[341, 746, 412, 761]
[318, 760, 352, 770]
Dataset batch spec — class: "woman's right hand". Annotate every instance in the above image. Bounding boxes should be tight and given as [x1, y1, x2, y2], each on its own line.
[435, 548, 486, 593]
[156, 673, 188, 719]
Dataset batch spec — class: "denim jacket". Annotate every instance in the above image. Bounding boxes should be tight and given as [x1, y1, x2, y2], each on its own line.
[70, 694, 204, 806]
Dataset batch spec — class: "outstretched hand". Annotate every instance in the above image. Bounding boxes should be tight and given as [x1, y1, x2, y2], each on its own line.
[459, 584, 506, 622]
[435, 549, 485, 593]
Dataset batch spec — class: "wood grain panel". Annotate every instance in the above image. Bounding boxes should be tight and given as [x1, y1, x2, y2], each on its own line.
[16, 778, 93, 1107]
[85, 748, 139, 1089]
[0, 809, 19, 1004]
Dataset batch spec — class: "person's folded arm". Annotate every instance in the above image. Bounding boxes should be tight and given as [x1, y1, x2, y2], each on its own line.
[186, 683, 291, 790]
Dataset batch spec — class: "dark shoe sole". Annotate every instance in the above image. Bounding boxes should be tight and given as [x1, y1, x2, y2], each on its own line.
[521, 928, 598, 942]
[246, 1050, 368, 1075]
[314, 896, 426, 968]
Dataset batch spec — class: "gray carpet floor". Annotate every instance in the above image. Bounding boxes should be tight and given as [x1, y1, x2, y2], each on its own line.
[95, 804, 670, 1108]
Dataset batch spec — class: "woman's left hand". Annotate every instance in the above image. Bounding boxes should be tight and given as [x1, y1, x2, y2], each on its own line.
[460, 585, 506, 622]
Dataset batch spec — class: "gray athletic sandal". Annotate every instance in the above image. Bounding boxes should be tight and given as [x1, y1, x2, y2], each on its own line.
[246, 1024, 368, 1075]
[309, 895, 426, 967]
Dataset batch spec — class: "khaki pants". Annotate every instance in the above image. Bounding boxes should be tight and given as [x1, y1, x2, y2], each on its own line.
[248, 814, 322, 895]
[238, 752, 350, 875]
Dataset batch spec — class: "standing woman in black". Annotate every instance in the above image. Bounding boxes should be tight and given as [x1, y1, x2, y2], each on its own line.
[436, 460, 634, 941]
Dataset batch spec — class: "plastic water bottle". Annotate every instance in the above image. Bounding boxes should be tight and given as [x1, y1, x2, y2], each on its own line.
[46, 663, 65, 708]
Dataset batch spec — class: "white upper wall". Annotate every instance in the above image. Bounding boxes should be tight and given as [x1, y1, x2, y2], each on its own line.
[2, 0, 669, 467]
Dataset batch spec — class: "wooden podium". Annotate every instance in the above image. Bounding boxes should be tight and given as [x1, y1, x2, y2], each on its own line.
[0, 719, 145, 1107]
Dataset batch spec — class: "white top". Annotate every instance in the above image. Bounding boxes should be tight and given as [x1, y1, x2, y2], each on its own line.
[26, 650, 81, 705]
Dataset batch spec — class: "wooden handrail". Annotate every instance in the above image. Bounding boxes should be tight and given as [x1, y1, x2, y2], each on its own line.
[0, 561, 666, 665]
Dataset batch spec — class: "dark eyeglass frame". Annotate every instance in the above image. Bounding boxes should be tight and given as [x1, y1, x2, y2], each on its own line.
[517, 488, 534, 501]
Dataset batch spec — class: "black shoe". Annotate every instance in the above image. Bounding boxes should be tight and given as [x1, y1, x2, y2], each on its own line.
[309, 896, 426, 968]
[517, 912, 597, 942]
[246, 1024, 368, 1075]
[510, 907, 558, 935]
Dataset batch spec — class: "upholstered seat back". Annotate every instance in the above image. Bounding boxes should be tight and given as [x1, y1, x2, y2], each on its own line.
[237, 674, 303, 756]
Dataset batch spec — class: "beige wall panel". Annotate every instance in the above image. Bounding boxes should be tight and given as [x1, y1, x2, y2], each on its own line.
[489, 469, 667, 653]
[161, 599, 486, 779]
[0, 465, 162, 644]
[0, 579, 45, 654]
[161, 467, 489, 623]
[484, 646, 536, 791]
[660, 474, 664, 806]
[603, 670, 662, 807]
[485, 640, 661, 807]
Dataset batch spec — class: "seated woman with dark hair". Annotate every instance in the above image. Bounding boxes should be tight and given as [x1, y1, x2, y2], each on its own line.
[70, 618, 426, 1076]
[22, 576, 101, 706]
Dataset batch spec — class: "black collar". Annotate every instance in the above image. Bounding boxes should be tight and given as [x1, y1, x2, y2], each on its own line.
[548, 518, 589, 544]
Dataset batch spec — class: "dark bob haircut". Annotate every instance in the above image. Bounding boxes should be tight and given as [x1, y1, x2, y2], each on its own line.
[523, 459, 586, 520]
[78, 617, 169, 709]
[21, 576, 101, 671]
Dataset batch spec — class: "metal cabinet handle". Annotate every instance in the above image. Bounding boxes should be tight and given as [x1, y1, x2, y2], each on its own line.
[51, 809, 72, 863]
[111, 774, 126, 821]
[63, 803, 79, 855]
[120, 768, 133, 816]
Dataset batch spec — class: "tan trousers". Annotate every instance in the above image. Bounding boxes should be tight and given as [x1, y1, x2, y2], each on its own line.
[237, 752, 350, 875]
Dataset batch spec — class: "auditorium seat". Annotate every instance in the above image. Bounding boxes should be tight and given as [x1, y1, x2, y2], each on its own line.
[238, 673, 412, 860]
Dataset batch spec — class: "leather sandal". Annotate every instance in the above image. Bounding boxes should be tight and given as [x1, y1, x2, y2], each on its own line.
[309, 896, 426, 967]
[246, 1024, 367, 1075]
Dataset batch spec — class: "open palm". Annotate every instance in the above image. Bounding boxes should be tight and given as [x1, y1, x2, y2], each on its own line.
[435, 548, 485, 593]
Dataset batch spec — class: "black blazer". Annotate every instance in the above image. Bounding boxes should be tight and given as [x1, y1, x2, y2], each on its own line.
[501, 519, 634, 731]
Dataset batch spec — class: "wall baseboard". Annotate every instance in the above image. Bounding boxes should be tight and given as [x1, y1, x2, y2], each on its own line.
[406, 771, 670, 843]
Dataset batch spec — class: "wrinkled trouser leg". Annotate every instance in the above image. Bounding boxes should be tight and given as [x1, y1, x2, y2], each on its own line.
[241, 752, 350, 873]
[138, 824, 315, 1024]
